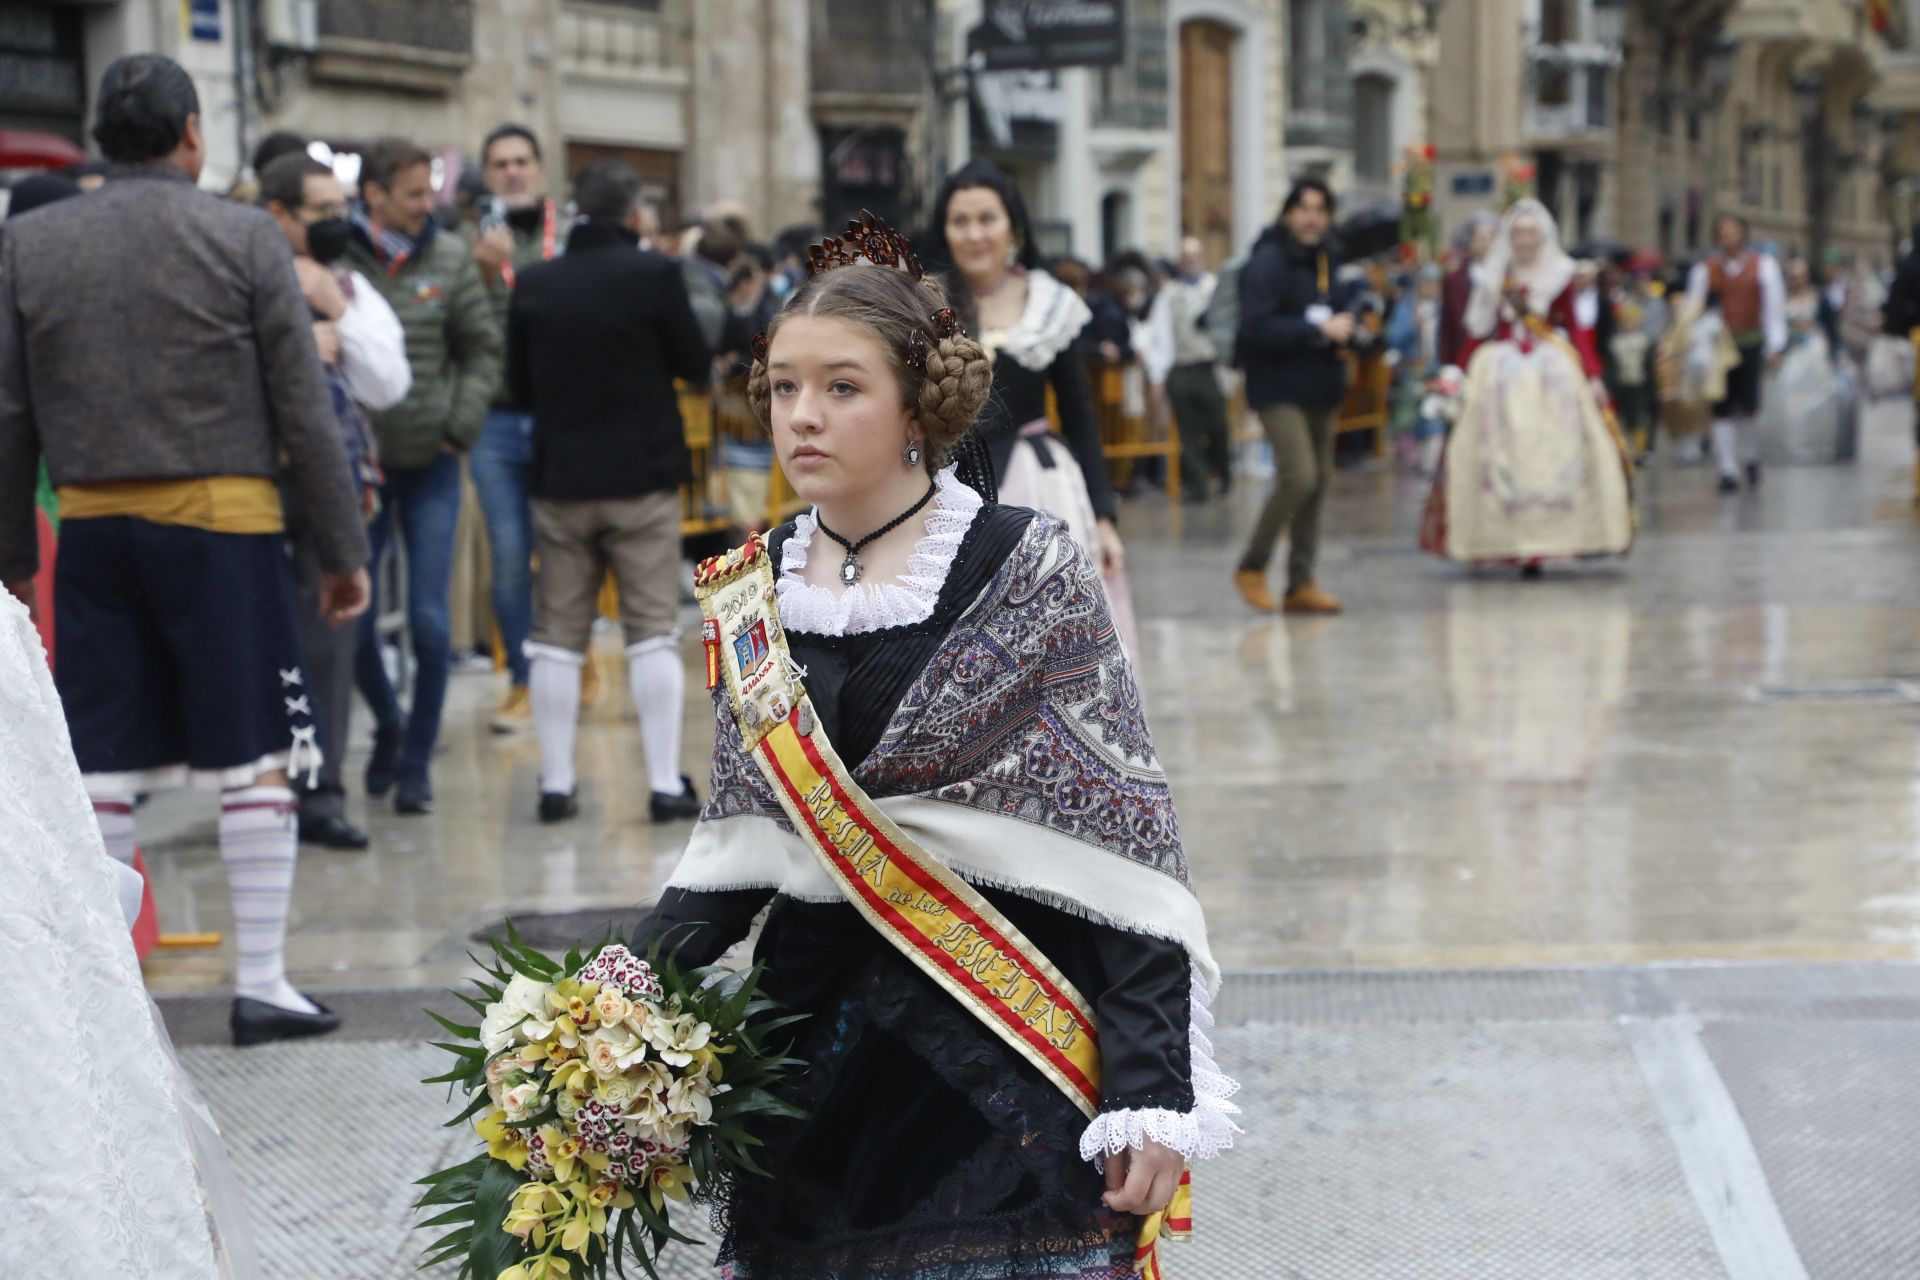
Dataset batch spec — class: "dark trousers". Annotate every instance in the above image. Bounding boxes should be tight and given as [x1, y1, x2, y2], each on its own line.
[1238, 403, 1338, 592]
[355, 450, 463, 781]
[287, 504, 358, 820]
[1169, 363, 1231, 498]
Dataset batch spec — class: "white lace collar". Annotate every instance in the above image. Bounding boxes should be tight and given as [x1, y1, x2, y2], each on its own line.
[777, 467, 983, 637]
[983, 269, 1093, 372]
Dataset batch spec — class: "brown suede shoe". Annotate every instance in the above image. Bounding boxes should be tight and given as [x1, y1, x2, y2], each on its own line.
[1234, 569, 1278, 614]
[1282, 582, 1343, 615]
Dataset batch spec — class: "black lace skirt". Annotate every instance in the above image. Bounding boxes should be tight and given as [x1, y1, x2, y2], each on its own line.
[716, 899, 1135, 1280]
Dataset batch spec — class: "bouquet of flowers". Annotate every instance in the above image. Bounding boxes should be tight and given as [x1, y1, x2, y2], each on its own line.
[1421, 364, 1467, 424]
[416, 927, 804, 1280]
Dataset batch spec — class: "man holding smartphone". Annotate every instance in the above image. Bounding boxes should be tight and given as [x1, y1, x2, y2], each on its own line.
[1233, 179, 1362, 616]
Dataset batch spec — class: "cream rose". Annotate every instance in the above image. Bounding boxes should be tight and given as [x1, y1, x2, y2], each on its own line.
[502, 1081, 542, 1122]
[593, 989, 633, 1026]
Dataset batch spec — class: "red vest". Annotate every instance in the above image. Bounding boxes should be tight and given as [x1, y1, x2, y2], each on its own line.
[1709, 253, 1763, 336]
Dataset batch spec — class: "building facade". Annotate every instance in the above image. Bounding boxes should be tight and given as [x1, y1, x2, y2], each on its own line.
[1613, 0, 1913, 268]
[1430, 0, 1626, 248]
[938, 0, 1282, 269]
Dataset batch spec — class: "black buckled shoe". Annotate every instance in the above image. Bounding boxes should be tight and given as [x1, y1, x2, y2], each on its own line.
[1746, 462, 1763, 490]
[365, 721, 405, 797]
[649, 776, 702, 825]
[538, 788, 579, 824]
[231, 995, 341, 1047]
[299, 812, 371, 849]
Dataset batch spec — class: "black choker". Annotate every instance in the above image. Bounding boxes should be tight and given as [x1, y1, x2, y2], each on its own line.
[815, 480, 938, 586]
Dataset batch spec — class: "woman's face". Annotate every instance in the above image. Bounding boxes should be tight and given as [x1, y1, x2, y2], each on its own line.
[945, 186, 1017, 284]
[1787, 258, 1811, 290]
[768, 315, 916, 508]
[1510, 216, 1543, 266]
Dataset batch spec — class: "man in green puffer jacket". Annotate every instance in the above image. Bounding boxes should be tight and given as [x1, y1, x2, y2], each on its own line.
[341, 136, 503, 816]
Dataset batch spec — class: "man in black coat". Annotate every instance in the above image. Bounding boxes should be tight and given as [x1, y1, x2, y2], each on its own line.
[507, 160, 711, 825]
[1233, 179, 1364, 615]
[1882, 221, 1920, 482]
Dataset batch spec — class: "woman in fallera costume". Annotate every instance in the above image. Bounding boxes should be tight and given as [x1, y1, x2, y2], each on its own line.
[1421, 198, 1634, 572]
[632, 217, 1237, 1279]
[931, 161, 1140, 656]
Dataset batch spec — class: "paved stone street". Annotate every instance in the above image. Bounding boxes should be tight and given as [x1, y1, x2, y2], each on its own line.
[147, 402, 1920, 1277]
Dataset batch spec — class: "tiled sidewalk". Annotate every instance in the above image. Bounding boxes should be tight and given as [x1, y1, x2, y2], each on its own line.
[166, 963, 1920, 1279]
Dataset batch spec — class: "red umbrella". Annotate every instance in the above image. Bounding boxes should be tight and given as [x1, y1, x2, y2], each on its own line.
[0, 130, 87, 171]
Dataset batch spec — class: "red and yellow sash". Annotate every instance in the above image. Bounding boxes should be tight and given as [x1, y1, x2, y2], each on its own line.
[695, 535, 1191, 1272]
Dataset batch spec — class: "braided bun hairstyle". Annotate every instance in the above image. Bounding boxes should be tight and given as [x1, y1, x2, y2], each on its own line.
[747, 267, 994, 470]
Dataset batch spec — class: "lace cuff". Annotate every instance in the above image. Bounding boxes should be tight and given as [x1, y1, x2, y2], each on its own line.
[1079, 970, 1241, 1166]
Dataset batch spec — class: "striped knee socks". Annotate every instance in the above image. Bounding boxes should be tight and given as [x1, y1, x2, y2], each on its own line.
[220, 786, 316, 1014]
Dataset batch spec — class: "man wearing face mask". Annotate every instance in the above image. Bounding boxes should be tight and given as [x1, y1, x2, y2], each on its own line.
[260, 152, 412, 848]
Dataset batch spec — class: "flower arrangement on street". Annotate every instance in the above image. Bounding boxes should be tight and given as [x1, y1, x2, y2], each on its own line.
[416, 927, 804, 1280]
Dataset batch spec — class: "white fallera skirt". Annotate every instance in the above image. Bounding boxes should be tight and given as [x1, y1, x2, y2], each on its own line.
[999, 427, 1141, 659]
[0, 593, 257, 1278]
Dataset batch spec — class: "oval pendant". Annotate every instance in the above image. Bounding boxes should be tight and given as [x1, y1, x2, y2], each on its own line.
[840, 555, 861, 586]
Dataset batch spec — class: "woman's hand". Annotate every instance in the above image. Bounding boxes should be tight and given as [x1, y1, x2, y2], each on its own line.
[1096, 518, 1125, 575]
[1102, 1138, 1184, 1216]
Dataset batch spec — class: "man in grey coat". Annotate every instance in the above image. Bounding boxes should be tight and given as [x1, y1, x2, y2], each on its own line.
[0, 55, 369, 1047]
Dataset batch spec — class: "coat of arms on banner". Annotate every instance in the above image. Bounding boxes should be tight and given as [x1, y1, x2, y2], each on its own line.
[733, 616, 770, 678]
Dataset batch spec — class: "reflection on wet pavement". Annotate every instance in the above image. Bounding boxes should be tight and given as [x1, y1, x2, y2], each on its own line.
[138, 404, 1920, 994]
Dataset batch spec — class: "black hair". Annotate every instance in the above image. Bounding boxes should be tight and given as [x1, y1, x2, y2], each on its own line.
[252, 130, 308, 176]
[257, 153, 332, 211]
[774, 224, 815, 260]
[1282, 178, 1337, 219]
[481, 123, 542, 167]
[91, 54, 200, 164]
[572, 159, 642, 224]
[741, 241, 776, 272]
[930, 160, 1043, 275]
[359, 138, 432, 195]
[6, 173, 81, 220]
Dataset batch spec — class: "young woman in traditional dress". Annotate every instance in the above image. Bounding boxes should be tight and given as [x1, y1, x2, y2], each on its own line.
[1420, 198, 1634, 573]
[930, 161, 1139, 655]
[633, 218, 1236, 1278]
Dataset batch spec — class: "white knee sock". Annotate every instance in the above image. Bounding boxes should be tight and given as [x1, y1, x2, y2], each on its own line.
[628, 636, 687, 796]
[92, 796, 136, 866]
[219, 786, 316, 1014]
[529, 647, 585, 795]
[1711, 419, 1741, 478]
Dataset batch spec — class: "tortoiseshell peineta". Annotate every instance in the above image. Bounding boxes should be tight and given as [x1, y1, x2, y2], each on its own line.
[805, 210, 924, 281]
[930, 307, 966, 340]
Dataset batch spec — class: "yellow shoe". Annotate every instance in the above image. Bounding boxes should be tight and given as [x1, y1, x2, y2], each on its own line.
[1282, 582, 1343, 615]
[489, 684, 532, 735]
[1234, 569, 1279, 614]
[579, 650, 605, 711]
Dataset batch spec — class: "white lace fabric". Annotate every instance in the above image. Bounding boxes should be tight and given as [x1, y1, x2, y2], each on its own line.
[0, 594, 233, 1276]
[777, 467, 982, 637]
[1079, 969, 1242, 1166]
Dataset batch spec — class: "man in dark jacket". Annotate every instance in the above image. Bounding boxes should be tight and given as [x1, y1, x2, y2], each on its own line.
[341, 137, 503, 815]
[508, 160, 712, 825]
[1233, 179, 1361, 615]
[1882, 221, 1920, 490]
[0, 55, 368, 1046]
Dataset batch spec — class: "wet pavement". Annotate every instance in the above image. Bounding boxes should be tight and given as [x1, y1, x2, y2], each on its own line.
[137, 400, 1920, 992]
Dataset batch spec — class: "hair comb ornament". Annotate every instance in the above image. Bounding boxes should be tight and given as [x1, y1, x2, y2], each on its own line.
[930, 307, 965, 340]
[805, 209, 925, 281]
[904, 329, 930, 375]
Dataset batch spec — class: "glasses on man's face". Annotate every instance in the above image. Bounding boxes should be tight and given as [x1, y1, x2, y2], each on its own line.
[302, 202, 349, 221]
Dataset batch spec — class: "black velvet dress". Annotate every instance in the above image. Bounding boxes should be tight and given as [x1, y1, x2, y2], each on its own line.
[633, 505, 1192, 1280]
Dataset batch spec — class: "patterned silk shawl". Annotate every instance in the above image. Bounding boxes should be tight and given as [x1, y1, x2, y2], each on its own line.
[667, 515, 1218, 992]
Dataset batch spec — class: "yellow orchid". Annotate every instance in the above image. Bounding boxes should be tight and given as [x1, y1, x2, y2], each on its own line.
[648, 1161, 696, 1211]
[476, 1108, 532, 1171]
[548, 1059, 591, 1097]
